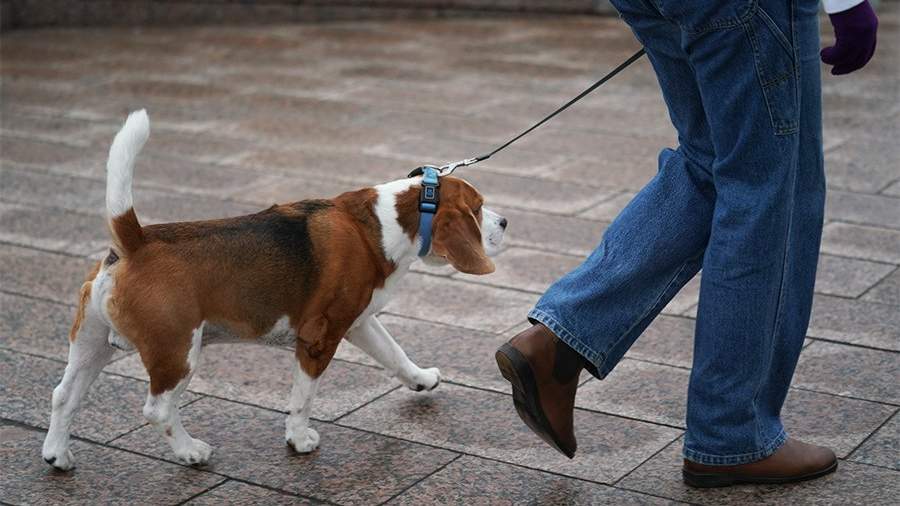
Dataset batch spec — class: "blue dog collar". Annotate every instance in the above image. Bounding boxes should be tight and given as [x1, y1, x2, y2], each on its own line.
[416, 166, 440, 256]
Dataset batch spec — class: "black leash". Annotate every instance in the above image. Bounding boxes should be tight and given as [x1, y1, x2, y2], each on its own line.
[410, 48, 646, 178]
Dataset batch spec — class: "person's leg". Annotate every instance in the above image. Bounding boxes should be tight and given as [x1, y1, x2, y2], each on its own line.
[527, 3, 717, 380]
[756, 0, 826, 443]
[497, 0, 718, 458]
[667, 0, 831, 476]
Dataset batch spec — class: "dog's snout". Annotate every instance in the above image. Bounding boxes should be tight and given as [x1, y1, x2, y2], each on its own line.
[499, 217, 508, 229]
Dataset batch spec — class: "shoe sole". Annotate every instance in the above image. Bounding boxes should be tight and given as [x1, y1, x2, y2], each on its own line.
[495, 343, 575, 459]
[682, 458, 838, 488]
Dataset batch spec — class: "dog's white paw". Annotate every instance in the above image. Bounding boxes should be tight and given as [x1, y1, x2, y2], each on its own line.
[286, 427, 320, 454]
[405, 367, 442, 392]
[42, 446, 75, 471]
[174, 438, 213, 466]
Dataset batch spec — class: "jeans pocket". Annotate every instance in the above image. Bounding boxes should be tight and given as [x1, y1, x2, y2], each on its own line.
[744, 6, 799, 135]
[652, 0, 755, 34]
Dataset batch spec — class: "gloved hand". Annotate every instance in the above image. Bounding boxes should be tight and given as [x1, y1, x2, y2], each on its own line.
[820, 1, 878, 75]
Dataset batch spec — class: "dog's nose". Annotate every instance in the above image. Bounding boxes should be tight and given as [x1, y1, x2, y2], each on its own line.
[499, 217, 508, 229]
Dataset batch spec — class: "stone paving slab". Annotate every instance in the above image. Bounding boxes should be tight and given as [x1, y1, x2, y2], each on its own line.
[0, 136, 89, 169]
[223, 147, 421, 187]
[807, 294, 900, 351]
[0, 423, 225, 506]
[1, 163, 262, 224]
[0, 349, 198, 443]
[883, 179, 900, 197]
[624, 315, 696, 369]
[814, 254, 896, 298]
[112, 396, 458, 505]
[388, 455, 673, 505]
[579, 190, 636, 221]
[105, 343, 399, 422]
[619, 438, 900, 506]
[340, 383, 682, 484]
[528, 142, 670, 193]
[825, 190, 900, 230]
[0, 201, 108, 256]
[454, 246, 584, 294]
[493, 205, 609, 257]
[110, 154, 275, 200]
[0, 292, 77, 361]
[383, 273, 539, 334]
[450, 167, 621, 215]
[862, 267, 900, 306]
[576, 359, 896, 458]
[821, 222, 900, 265]
[233, 174, 359, 207]
[849, 412, 900, 471]
[823, 136, 900, 194]
[0, 112, 112, 147]
[793, 341, 900, 405]
[1, 165, 108, 216]
[0, 245, 97, 305]
[185, 480, 324, 505]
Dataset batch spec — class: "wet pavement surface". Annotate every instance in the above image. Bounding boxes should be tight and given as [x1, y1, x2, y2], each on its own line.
[2, 5, 898, 505]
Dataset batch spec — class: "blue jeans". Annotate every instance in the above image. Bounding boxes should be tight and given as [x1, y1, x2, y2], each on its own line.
[529, 0, 825, 465]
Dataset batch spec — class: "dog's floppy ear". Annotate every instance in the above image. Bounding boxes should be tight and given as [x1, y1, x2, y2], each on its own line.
[431, 207, 495, 275]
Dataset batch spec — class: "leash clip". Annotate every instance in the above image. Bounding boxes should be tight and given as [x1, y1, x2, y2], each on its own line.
[439, 157, 479, 176]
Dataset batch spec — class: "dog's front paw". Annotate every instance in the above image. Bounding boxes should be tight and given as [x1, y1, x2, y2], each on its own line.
[174, 438, 213, 466]
[42, 446, 75, 471]
[286, 427, 319, 454]
[406, 367, 442, 392]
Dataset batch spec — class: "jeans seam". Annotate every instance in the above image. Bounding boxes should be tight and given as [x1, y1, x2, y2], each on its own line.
[742, 16, 799, 136]
[755, 6, 795, 58]
[748, 0, 801, 455]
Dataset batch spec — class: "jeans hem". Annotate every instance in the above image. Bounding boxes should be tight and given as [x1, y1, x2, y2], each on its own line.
[527, 308, 605, 376]
[682, 429, 788, 466]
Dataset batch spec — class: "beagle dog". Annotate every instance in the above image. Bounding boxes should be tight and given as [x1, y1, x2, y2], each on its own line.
[42, 110, 507, 470]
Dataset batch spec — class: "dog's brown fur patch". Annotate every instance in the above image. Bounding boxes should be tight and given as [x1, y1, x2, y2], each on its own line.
[109, 208, 145, 255]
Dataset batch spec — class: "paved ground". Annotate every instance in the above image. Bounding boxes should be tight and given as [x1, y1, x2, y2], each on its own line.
[1, 5, 899, 505]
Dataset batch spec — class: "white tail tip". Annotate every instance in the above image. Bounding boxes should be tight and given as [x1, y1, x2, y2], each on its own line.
[106, 109, 150, 218]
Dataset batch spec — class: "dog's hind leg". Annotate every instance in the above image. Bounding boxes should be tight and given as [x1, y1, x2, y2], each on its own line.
[139, 324, 212, 465]
[346, 316, 441, 392]
[43, 269, 114, 471]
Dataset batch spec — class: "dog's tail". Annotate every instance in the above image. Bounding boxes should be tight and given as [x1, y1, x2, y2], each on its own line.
[106, 109, 149, 256]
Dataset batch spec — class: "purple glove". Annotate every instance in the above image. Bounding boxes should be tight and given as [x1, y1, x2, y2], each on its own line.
[821, 1, 878, 75]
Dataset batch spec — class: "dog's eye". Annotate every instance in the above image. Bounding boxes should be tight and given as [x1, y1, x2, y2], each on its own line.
[473, 206, 482, 216]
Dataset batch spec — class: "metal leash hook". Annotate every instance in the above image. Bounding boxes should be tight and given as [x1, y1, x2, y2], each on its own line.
[438, 157, 480, 176]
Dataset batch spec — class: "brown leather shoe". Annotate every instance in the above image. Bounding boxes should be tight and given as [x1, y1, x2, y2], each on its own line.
[495, 324, 584, 459]
[682, 438, 838, 488]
